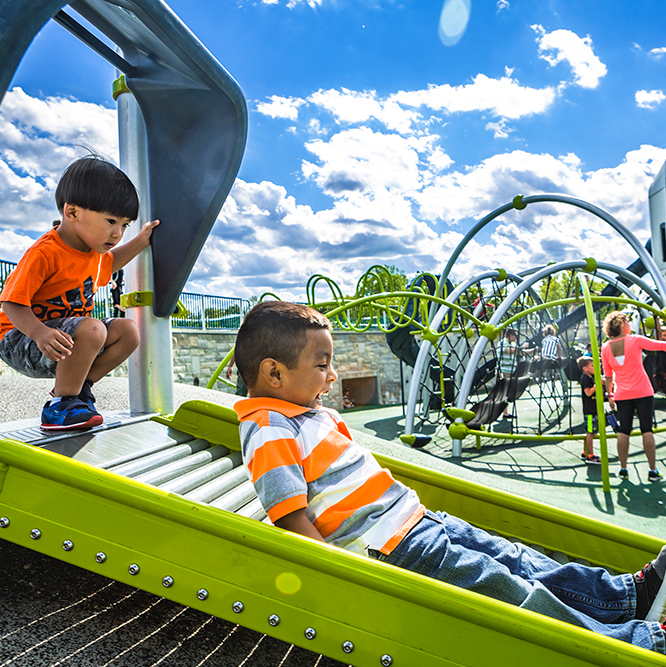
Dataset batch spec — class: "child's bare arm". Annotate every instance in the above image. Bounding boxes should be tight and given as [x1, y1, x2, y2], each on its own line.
[2, 302, 72, 361]
[584, 385, 596, 396]
[274, 509, 326, 542]
[110, 219, 160, 272]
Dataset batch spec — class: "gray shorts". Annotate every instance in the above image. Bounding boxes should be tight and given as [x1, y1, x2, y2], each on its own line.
[0, 317, 113, 379]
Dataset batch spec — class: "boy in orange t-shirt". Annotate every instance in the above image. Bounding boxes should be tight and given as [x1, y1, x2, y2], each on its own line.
[0, 156, 159, 430]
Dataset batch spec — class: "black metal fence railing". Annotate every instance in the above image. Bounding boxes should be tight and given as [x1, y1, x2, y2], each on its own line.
[0, 258, 250, 331]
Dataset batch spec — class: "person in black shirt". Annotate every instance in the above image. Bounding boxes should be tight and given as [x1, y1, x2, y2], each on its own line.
[578, 356, 601, 464]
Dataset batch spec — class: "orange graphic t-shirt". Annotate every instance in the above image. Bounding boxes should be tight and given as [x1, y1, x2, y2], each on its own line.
[0, 228, 114, 342]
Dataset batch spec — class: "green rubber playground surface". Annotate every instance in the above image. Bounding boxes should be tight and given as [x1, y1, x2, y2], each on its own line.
[342, 388, 666, 541]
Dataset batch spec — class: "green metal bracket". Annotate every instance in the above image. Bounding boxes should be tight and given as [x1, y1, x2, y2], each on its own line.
[121, 291, 153, 308]
[446, 407, 476, 422]
[448, 422, 469, 440]
[112, 74, 130, 100]
[582, 257, 598, 273]
[512, 194, 527, 210]
[172, 300, 188, 318]
[479, 323, 498, 341]
[421, 330, 440, 345]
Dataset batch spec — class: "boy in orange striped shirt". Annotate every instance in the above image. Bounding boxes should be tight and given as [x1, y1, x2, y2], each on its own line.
[233, 301, 666, 651]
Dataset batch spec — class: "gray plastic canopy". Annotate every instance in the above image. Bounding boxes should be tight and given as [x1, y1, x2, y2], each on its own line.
[0, 0, 248, 317]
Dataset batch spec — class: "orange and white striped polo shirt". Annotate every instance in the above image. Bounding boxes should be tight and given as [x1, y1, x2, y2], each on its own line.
[235, 397, 424, 556]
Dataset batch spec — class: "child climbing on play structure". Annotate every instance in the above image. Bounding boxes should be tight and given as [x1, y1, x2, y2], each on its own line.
[497, 327, 534, 420]
[540, 324, 562, 379]
[577, 356, 602, 465]
[0, 156, 159, 431]
[233, 300, 666, 653]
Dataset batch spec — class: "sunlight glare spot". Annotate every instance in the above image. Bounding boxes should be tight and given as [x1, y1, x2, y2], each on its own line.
[438, 0, 471, 46]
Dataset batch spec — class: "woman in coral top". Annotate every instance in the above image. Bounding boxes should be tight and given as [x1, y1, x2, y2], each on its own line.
[601, 311, 666, 482]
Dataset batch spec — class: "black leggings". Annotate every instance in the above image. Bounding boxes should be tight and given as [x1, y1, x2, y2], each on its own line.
[614, 395, 654, 435]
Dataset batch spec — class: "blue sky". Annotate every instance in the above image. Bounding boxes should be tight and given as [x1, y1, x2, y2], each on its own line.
[2, 0, 666, 300]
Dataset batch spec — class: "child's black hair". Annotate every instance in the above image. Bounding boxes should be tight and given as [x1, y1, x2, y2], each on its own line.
[235, 301, 331, 389]
[55, 155, 139, 220]
[576, 356, 593, 371]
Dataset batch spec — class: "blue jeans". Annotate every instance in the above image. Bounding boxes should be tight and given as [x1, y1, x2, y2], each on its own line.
[370, 510, 665, 653]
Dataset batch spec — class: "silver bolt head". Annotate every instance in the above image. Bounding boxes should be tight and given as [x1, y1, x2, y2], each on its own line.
[232, 601, 244, 613]
[342, 641, 355, 654]
[95, 551, 107, 563]
[268, 614, 280, 627]
[0, 517, 9, 528]
[304, 627, 317, 640]
[128, 563, 140, 575]
[62, 540, 74, 551]
[381, 655, 393, 666]
[197, 588, 209, 601]
[162, 576, 174, 588]
[30, 528, 41, 540]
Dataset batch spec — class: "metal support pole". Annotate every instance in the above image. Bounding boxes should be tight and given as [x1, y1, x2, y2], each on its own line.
[116, 82, 174, 415]
[399, 355, 405, 418]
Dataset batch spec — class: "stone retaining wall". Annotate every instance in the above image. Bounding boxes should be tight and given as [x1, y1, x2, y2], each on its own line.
[0, 329, 403, 412]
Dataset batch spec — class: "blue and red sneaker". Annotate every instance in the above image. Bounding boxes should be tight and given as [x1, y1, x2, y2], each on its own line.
[41, 396, 103, 431]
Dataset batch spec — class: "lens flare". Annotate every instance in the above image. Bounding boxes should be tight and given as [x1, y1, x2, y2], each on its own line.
[438, 0, 471, 46]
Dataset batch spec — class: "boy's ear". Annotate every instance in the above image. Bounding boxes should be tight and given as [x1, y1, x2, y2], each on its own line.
[258, 358, 283, 388]
[62, 203, 78, 221]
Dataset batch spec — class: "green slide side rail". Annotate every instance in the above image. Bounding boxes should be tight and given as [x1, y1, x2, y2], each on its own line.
[0, 400, 663, 666]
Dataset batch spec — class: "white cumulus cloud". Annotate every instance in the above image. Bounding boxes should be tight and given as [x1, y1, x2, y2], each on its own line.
[532, 25, 607, 89]
[308, 88, 421, 134]
[392, 72, 557, 120]
[635, 89, 666, 109]
[648, 47, 666, 60]
[256, 95, 306, 120]
[0, 87, 117, 232]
